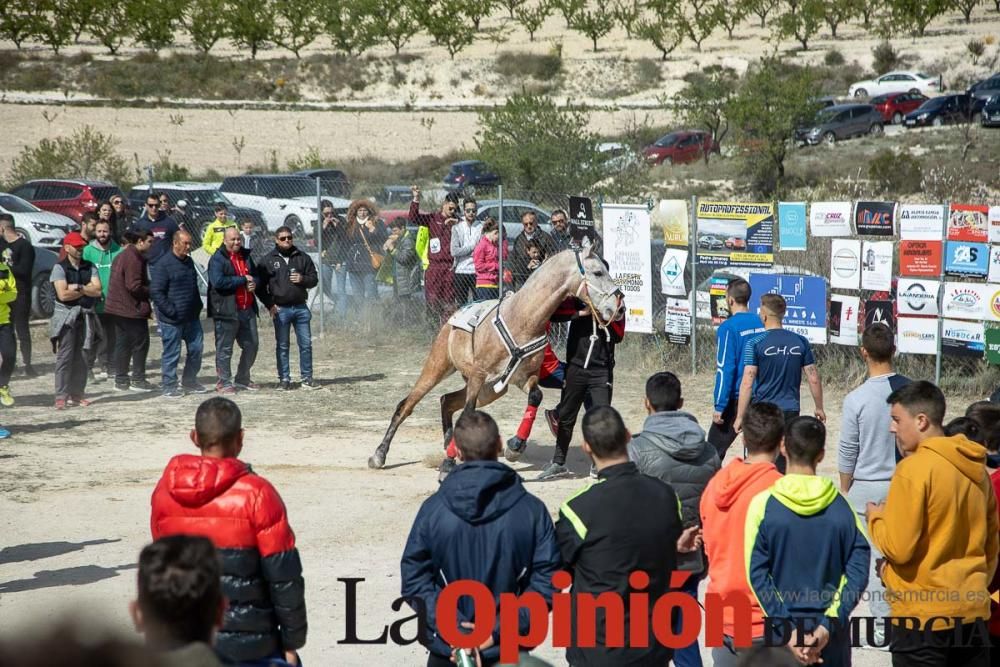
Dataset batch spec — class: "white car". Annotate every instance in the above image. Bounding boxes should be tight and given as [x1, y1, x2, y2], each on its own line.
[219, 174, 350, 237]
[0, 193, 75, 249]
[849, 71, 942, 99]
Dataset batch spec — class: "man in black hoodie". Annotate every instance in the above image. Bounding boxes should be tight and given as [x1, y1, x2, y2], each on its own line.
[401, 410, 560, 667]
[257, 226, 319, 391]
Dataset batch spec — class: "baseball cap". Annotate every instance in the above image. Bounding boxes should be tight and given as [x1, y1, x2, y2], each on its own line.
[63, 231, 87, 248]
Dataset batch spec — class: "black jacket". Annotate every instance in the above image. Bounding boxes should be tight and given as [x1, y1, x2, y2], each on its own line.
[257, 245, 318, 308]
[511, 229, 558, 283]
[0, 236, 34, 286]
[555, 462, 682, 666]
[553, 298, 625, 370]
[401, 461, 560, 661]
[208, 246, 260, 320]
[150, 251, 203, 325]
[344, 225, 386, 275]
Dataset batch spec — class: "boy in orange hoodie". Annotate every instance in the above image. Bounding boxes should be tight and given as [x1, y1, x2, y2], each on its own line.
[699, 402, 796, 667]
[867, 381, 999, 666]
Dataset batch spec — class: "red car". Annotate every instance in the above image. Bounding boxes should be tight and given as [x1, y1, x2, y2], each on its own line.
[10, 179, 124, 223]
[725, 237, 746, 250]
[870, 91, 929, 124]
[642, 130, 719, 166]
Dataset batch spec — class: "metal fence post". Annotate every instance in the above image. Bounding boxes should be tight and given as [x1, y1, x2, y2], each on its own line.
[498, 183, 505, 300]
[690, 195, 698, 377]
[935, 202, 947, 385]
[316, 177, 324, 337]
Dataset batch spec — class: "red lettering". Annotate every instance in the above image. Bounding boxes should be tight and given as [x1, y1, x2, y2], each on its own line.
[577, 592, 625, 647]
[436, 581, 495, 651]
[628, 571, 651, 647]
[498, 591, 549, 663]
[651, 589, 702, 648]
[551, 571, 573, 648]
[704, 591, 755, 648]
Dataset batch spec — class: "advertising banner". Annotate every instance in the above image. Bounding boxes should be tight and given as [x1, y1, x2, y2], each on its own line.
[899, 240, 942, 277]
[603, 204, 653, 334]
[569, 196, 597, 246]
[696, 201, 775, 268]
[749, 274, 827, 344]
[941, 282, 988, 321]
[656, 199, 689, 247]
[945, 241, 990, 277]
[989, 246, 1000, 284]
[709, 275, 730, 325]
[942, 318, 985, 357]
[809, 201, 853, 237]
[829, 294, 860, 346]
[854, 201, 896, 236]
[830, 239, 862, 290]
[860, 241, 893, 291]
[986, 327, 1000, 365]
[991, 206, 1000, 243]
[778, 202, 807, 251]
[899, 204, 945, 240]
[659, 248, 688, 296]
[984, 284, 1000, 322]
[896, 278, 940, 317]
[664, 296, 692, 345]
[897, 317, 939, 355]
[947, 203, 989, 243]
[864, 300, 895, 333]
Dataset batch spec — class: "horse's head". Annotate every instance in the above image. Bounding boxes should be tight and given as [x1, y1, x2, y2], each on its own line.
[572, 245, 625, 325]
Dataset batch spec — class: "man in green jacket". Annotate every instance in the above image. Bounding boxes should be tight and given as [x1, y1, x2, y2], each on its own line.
[82, 219, 122, 381]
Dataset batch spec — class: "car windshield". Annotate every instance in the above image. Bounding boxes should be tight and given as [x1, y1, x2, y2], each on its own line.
[168, 189, 231, 206]
[654, 133, 681, 147]
[916, 72, 933, 80]
[921, 97, 946, 109]
[91, 186, 120, 201]
[870, 94, 890, 104]
[267, 178, 316, 198]
[814, 109, 839, 124]
[0, 194, 40, 213]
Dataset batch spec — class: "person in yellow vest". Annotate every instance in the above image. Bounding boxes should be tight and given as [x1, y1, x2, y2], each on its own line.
[415, 225, 430, 270]
[0, 248, 18, 423]
[201, 204, 238, 255]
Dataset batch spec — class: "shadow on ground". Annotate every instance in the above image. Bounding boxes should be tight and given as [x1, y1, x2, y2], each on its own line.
[0, 539, 121, 565]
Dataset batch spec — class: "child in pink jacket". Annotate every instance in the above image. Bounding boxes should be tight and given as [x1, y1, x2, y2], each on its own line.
[473, 217, 508, 301]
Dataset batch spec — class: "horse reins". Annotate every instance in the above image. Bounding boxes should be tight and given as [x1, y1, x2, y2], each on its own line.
[573, 249, 622, 369]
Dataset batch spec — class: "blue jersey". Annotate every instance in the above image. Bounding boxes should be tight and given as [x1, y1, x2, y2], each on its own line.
[743, 328, 816, 412]
[713, 311, 764, 413]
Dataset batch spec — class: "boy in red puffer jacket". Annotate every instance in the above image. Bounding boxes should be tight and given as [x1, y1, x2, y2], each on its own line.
[151, 397, 307, 666]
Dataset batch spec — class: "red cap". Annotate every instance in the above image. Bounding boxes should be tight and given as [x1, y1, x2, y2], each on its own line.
[62, 231, 87, 248]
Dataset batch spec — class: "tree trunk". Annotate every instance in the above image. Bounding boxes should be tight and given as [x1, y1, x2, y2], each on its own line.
[592, 36, 598, 51]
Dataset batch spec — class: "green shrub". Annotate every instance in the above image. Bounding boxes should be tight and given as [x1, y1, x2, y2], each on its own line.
[872, 41, 900, 75]
[6, 125, 132, 189]
[494, 51, 563, 80]
[634, 58, 662, 87]
[868, 148, 922, 194]
[823, 49, 845, 67]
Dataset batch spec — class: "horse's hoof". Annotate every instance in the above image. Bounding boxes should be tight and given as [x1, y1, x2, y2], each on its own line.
[368, 452, 386, 469]
[504, 436, 526, 462]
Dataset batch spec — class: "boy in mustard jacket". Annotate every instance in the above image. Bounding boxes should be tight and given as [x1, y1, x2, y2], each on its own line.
[868, 380, 999, 665]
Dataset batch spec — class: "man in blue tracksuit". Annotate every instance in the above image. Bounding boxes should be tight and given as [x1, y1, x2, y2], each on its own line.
[745, 417, 870, 667]
[709, 278, 763, 460]
[401, 411, 560, 667]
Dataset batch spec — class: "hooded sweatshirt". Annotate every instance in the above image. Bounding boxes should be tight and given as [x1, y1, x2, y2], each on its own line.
[868, 435, 999, 627]
[745, 475, 870, 637]
[628, 410, 720, 573]
[700, 458, 782, 638]
[150, 454, 307, 663]
[400, 460, 560, 661]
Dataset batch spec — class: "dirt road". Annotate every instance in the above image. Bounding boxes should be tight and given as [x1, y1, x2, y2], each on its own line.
[0, 317, 927, 665]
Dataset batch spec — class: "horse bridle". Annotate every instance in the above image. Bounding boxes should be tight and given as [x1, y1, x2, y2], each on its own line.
[573, 249, 623, 329]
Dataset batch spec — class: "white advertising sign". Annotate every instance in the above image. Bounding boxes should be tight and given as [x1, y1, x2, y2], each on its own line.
[603, 204, 653, 333]
[809, 201, 854, 237]
[899, 204, 945, 241]
[860, 241, 893, 291]
[830, 239, 861, 290]
[896, 279, 940, 317]
[897, 317, 939, 355]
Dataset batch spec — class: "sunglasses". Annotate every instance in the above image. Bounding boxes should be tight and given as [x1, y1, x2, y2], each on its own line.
[146, 203, 158, 208]
[277, 235, 293, 241]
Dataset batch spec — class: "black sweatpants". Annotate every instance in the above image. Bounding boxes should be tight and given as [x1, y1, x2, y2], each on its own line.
[86, 312, 116, 375]
[891, 621, 990, 666]
[707, 401, 739, 461]
[553, 363, 613, 466]
[113, 316, 150, 384]
[11, 284, 30, 367]
[0, 323, 14, 387]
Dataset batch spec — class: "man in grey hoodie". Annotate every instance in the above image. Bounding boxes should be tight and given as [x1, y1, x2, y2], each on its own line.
[628, 371, 720, 667]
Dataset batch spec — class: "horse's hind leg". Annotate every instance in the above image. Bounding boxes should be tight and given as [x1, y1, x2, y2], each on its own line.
[505, 376, 541, 462]
[368, 329, 456, 469]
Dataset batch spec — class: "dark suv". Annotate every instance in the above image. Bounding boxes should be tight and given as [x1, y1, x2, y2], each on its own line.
[293, 169, 352, 198]
[794, 104, 884, 144]
[443, 160, 500, 191]
[903, 94, 973, 127]
[11, 179, 124, 222]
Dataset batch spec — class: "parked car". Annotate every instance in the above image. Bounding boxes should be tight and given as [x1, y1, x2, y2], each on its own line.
[220, 174, 348, 237]
[10, 179, 124, 223]
[442, 160, 499, 191]
[0, 193, 75, 249]
[698, 234, 724, 250]
[474, 199, 552, 239]
[127, 182, 266, 245]
[724, 237, 746, 250]
[903, 94, 973, 127]
[293, 168, 352, 198]
[849, 71, 942, 98]
[968, 74, 1000, 110]
[982, 95, 1000, 128]
[642, 130, 718, 166]
[870, 91, 929, 124]
[598, 142, 641, 172]
[29, 245, 58, 319]
[795, 104, 884, 145]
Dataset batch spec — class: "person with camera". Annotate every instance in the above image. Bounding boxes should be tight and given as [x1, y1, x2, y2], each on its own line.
[343, 199, 386, 315]
[409, 185, 459, 325]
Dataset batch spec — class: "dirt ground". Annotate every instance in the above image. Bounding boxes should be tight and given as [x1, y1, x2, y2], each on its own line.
[2, 313, 966, 665]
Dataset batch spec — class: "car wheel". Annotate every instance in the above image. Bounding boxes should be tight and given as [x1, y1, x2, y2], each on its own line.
[31, 272, 56, 320]
[932, 117, 943, 127]
[284, 215, 304, 239]
[892, 112, 903, 124]
[854, 88, 867, 98]
[823, 131, 836, 144]
[868, 123, 883, 136]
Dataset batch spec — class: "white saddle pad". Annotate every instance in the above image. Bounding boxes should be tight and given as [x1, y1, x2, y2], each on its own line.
[447, 299, 499, 333]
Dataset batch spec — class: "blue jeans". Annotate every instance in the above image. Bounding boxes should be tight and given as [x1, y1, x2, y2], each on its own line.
[320, 264, 347, 316]
[671, 573, 703, 667]
[160, 319, 204, 392]
[273, 304, 312, 382]
[348, 271, 378, 303]
[475, 286, 499, 301]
